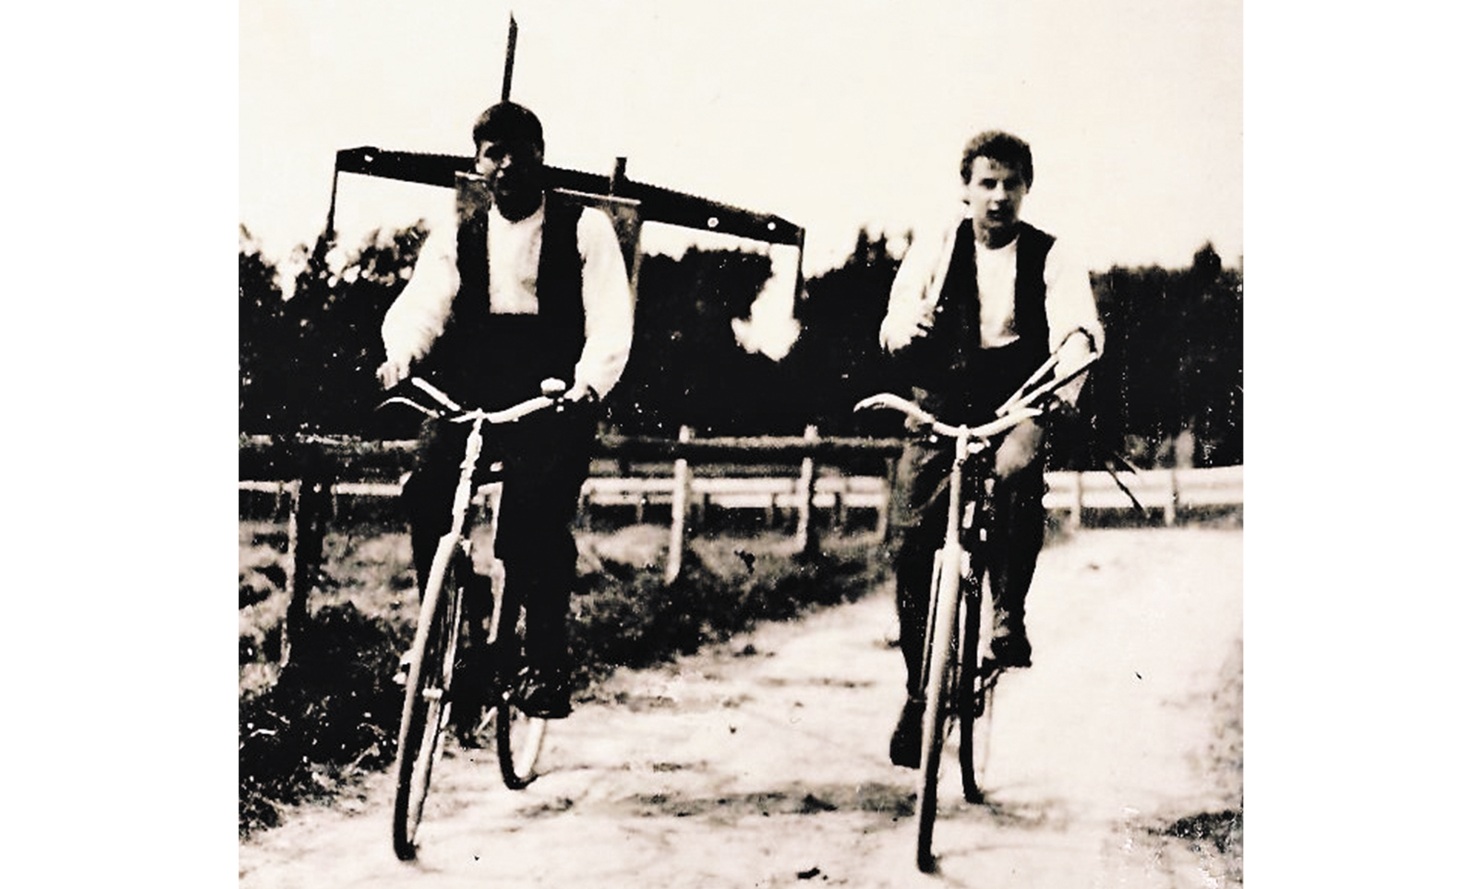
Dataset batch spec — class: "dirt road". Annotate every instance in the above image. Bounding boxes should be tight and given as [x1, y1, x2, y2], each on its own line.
[238, 527, 1242, 888]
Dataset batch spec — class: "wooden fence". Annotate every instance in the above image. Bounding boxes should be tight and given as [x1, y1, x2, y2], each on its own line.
[239, 430, 1241, 664]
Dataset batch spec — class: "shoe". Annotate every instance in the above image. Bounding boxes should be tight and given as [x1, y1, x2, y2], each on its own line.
[515, 667, 572, 719]
[989, 622, 1033, 668]
[889, 697, 925, 768]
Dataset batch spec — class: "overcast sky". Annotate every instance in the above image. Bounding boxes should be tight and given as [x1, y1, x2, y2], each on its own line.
[240, 0, 1241, 281]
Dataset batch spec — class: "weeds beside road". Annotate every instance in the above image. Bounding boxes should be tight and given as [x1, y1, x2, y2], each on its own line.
[238, 522, 889, 836]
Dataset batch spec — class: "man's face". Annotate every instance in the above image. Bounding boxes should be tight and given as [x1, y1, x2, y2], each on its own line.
[475, 137, 545, 218]
[962, 156, 1028, 248]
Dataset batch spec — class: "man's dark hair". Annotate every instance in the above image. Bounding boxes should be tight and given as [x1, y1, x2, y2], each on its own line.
[471, 101, 544, 150]
[960, 130, 1034, 189]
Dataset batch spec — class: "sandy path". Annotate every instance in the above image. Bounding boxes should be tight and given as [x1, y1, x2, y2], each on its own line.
[239, 527, 1242, 888]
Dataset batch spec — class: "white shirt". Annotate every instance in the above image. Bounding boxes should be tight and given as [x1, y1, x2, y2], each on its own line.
[880, 215, 1105, 402]
[381, 196, 635, 398]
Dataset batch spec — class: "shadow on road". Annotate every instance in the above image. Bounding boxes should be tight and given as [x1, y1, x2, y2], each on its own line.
[563, 779, 1073, 834]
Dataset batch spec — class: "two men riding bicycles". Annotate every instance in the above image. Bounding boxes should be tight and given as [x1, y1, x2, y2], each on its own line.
[376, 106, 1100, 762]
[371, 99, 1101, 872]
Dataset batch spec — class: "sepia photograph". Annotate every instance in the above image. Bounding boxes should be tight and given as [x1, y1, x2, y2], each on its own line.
[237, 1, 1244, 885]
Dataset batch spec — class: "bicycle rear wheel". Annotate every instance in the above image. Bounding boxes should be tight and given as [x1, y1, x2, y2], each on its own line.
[916, 543, 963, 873]
[495, 689, 548, 789]
[957, 576, 1000, 804]
[391, 535, 466, 861]
[490, 581, 547, 789]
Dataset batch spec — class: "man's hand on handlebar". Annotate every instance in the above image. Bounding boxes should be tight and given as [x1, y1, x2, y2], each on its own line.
[880, 297, 938, 353]
[1055, 328, 1098, 372]
[377, 357, 411, 391]
[559, 381, 599, 406]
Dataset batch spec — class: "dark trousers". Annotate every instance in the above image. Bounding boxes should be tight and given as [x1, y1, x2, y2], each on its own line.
[400, 403, 596, 674]
[889, 434, 1046, 696]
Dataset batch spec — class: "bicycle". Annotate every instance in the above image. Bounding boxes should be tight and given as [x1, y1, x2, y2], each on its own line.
[854, 350, 1097, 872]
[380, 376, 570, 862]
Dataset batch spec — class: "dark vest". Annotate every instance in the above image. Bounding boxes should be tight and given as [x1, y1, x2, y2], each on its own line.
[424, 192, 586, 407]
[908, 221, 1055, 422]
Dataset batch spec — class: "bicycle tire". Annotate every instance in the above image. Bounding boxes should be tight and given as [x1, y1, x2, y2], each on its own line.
[391, 535, 465, 861]
[487, 567, 547, 788]
[957, 575, 999, 804]
[916, 541, 964, 873]
[495, 691, 548, 789]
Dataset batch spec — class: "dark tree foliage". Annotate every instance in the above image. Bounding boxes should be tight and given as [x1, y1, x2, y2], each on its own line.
[605, 247, 786, 436]
[1081, 242, 1243, 468]
[239, 222, 1242, 469]
[239, 228, 290, 432]
[237, 224, 427, 437]
[783, 229, 902, 437]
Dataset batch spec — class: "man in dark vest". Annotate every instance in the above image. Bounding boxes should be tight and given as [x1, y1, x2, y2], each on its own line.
[377, 102, 634, 720]
[878, 130, 1102, 767]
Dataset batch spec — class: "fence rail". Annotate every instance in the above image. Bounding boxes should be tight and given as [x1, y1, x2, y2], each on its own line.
[239, 430, 1240, 665]
[238, 434, 1242, 521]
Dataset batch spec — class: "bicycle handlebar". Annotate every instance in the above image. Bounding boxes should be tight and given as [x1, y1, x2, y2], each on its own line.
[852, 393, 1044, 441]
[853, 350, 1100, 442]
[377, 376, 570, 425]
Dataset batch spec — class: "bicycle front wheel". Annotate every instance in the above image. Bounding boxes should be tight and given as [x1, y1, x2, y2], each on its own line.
[916, 542, 963, 873]
[391, 535, 466, 861]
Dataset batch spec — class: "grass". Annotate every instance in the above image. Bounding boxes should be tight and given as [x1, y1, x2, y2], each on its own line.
[238, 520, 891, 837]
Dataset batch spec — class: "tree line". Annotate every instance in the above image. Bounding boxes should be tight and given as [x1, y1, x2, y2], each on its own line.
[239, 223, 1241, 469]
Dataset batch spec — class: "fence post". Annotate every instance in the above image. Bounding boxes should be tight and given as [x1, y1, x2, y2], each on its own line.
[1164, 468, 1179, 526]
[664, 425, 693, 584]
[1069, 471, 1083, 532]
[875, 455, 897, 543]
[275, 480, 292, 521]
[795, 424, 820, 556]
[282, 459, 332, 668]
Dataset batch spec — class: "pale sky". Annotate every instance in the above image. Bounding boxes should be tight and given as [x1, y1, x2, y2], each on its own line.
[241, 0, 1242, 279]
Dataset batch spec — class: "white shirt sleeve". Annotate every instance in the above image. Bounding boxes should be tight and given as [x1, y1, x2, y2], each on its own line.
[1042, 239, 1105, 405]
[880, 222, 955, 352]
[570, 207, 634, 399]
[381, 216, 459, 366]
